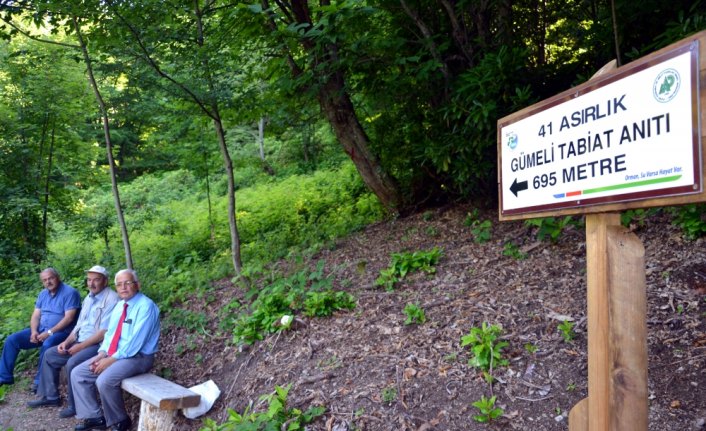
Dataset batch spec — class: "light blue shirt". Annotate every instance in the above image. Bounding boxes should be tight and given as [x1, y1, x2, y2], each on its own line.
[99, 292, 160, 359]
[74, 288, 119, 343]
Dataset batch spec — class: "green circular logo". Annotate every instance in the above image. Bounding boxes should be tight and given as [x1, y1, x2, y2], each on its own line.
[653, 68, 680, 103]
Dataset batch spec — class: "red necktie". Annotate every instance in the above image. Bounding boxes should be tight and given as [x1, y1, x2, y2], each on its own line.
[107, 303, 128, 356]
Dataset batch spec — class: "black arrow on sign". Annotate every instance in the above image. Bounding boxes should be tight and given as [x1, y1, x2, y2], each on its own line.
[510, 178, 528, 197]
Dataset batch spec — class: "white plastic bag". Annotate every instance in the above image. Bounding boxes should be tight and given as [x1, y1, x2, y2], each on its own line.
[182, 379, 221, 419]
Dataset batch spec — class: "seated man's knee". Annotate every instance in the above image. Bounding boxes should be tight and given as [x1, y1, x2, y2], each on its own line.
[4, 331, 28, 349]
[96, 371, 121, 392]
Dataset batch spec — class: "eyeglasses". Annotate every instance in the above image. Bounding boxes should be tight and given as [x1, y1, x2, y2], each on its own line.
[115, 281, 137, 287]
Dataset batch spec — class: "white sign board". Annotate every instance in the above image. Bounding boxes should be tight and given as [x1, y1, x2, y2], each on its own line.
[499, 44, 701, 217]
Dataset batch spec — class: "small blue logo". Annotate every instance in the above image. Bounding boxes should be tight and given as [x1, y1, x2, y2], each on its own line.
[506, 132, 518, 150]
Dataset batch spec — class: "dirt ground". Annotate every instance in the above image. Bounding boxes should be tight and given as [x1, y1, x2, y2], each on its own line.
[1, 204, 705, 431]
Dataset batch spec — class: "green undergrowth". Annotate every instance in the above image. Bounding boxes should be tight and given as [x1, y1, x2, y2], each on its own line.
[230, 261, 356, 345]
[375, 247, 443, 291]
[200, 384, 325, 431]
[47, 163, 383, 308]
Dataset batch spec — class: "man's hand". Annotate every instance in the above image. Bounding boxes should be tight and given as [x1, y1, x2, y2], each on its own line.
[56, 341, 69, 355]
[36, 331, 50, 343]
[30, 330, 41, 344]
[67, 342, 85, 356]
[91, 356, 117, 374]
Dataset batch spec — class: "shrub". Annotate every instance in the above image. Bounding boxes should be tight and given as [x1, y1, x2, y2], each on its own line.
[200, 384, 325, 430]
[671, 204, 706, 239]
[403, 303, 426, 325]
[375, 247, 443, 291]
[460, 322, 509, 371]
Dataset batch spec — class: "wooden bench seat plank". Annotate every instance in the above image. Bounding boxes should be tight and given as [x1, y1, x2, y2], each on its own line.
[121, 374, 201, 410]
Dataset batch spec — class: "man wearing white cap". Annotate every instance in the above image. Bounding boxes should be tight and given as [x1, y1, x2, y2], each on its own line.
[27, 265, 119, 419]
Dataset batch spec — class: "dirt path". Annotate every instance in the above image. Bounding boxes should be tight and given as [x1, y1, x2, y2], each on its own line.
[0, 383, 76, 431]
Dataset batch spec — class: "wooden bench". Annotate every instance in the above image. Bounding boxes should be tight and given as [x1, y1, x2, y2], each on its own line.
[121, 373, 201, 431]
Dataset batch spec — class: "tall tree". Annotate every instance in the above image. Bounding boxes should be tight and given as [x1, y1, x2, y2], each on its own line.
[251, 0, 404, 212]
[0, 7, 136, 269]
[72, 15, 134, 269]
[0, 31, 95, 268]
[91, 0, 249, 275]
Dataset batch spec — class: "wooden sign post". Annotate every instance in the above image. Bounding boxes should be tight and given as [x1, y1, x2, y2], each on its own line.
[497, 31, 706, 430]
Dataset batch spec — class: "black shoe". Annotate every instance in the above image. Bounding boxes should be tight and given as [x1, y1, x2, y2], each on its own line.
[27, 397, 61, 408]
[0, 379, 13, 386]
[109, 417, 132, 431]
[59, 406, 76, 418]
[74, 416, 107, 431]
[110, 418, 132, 431]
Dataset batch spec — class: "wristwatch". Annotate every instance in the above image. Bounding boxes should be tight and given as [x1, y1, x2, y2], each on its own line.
[47, 329, 53, 335]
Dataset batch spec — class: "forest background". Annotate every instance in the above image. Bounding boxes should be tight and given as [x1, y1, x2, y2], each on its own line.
[0, 0, 705, 428]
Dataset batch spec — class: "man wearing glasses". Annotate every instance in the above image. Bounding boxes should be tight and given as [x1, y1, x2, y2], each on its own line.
[27, 265, 119, 419]
[71, 269, 160, 431]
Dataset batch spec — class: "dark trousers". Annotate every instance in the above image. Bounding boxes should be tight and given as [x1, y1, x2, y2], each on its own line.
[39, 344, 99, 409]
[0, 328, 70, 385]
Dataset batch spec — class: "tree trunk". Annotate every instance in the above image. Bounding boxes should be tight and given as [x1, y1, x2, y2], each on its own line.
[201, 135, 216, 242]
[258, 117, 265, 161]
[212, 114, 243, 274]
[258, 117, 275, 175]
[103, 0, 244, 276]
[41, 120, 55, 250]
[317, 72, 402, 212]
[267, 0, 404, 213]
[74, 16, 134, 270]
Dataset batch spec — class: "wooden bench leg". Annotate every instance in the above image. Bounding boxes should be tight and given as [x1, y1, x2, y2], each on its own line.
[137, 401, 176, 431]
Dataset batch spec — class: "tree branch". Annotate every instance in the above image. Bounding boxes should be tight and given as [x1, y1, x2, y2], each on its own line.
[0, 16, 80, 49]
[104, 0, 217, 121]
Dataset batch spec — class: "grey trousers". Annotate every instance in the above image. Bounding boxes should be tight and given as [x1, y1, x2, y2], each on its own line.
[71, 353, 154, 426]
[39, 344, 99, 409]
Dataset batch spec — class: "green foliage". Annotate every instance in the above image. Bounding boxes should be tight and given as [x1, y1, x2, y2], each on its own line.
[234, 163, 385, 264]
[0, 267, 40, 347]
[524, 342, 538, 355]
[303, 290, 356, 317]
[0, 384, 7, 403]
[460, 322, 509, 371]
[670, 204, 706, 239]
[435, 47, 535, 196]
[502, 242, 527, 260]
[403, 303, 426, 325]
[381, 386, 397, 405]
[200, 384, 325, 431]
[557, 320, 575, 343]
[472, 220, 493, 244]
[48, 163, 379, 306]
[648, 0, 706, 52]
[464, 210, 492, 243]
[164, 309, 209, 334]
[471, 395, 504, 423]
[620, 208, 657, 228]
[524, 216, 577, 242]
[232, 262, 355, 345]
[375, 247, 443, 291]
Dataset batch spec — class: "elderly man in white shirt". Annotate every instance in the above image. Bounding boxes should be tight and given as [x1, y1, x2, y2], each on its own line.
[27, 265, 119, 419]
